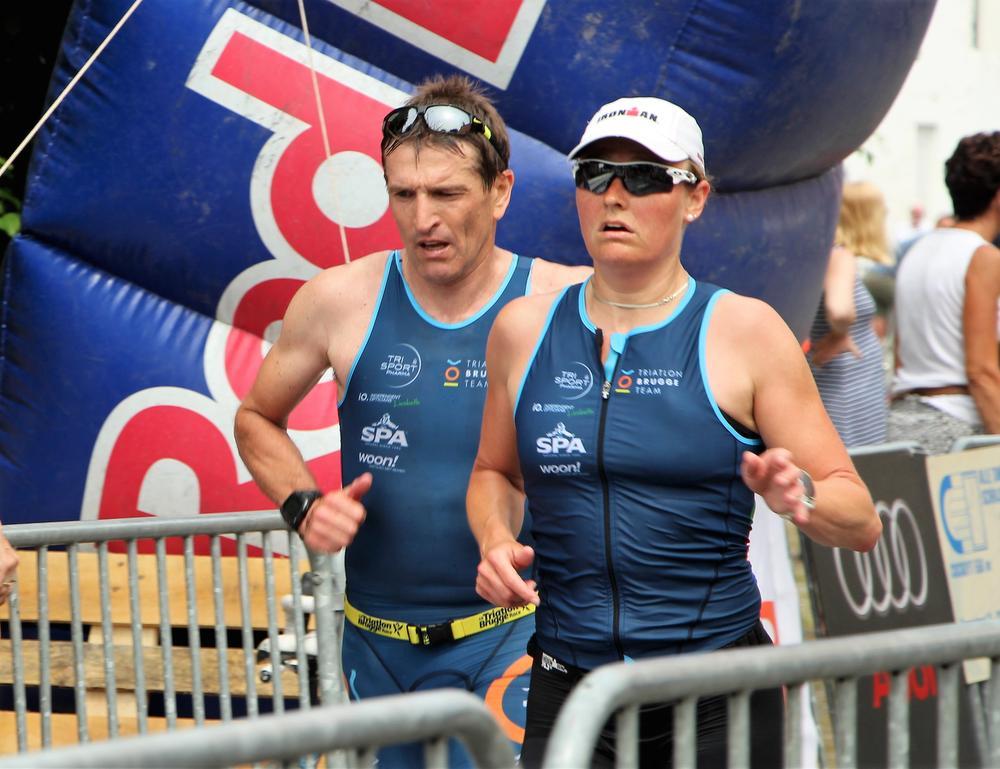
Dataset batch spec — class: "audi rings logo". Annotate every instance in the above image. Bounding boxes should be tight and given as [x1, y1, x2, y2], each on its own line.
[833, 499, 929, 618]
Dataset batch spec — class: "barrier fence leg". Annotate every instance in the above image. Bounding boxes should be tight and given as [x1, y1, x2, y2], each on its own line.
[726, 692, 750, 769]
[887, 669, 910, 769]
[38, 547, 53, 748]
[833, 677, 857, 769]
[309, 550, 349, 769]
[615, 704, 639, 769]
[988, 658, 1000, 768]
[68, 545, 89, 743]
[8, 583, 27, 752]
[936, 663, 959, 768]
[673, 698, 697, 769]
[424, 735, 448, 768]
[785, 683, 803, 769]
[964, 672, 989, 768]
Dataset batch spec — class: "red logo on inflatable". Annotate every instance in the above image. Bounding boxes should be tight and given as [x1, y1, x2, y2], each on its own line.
[85, 11, 405, 533]
[374, 0, 523, 62]
[326, 0, 544, 88]
[212, 30, 401, 269]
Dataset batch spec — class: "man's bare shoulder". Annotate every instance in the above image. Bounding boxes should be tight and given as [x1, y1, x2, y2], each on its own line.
[528, 258, 592, 294]
[282, 251, 391, 337]
[279, 251, 393, 376]
[495, 289, 567, 340]
[308, 250, 392, 302]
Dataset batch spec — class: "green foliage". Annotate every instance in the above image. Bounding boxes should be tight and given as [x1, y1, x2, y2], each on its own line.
[0, 157, 22, 239]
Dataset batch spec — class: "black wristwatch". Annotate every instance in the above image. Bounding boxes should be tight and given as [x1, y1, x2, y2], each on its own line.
[280, 490, 322, 532]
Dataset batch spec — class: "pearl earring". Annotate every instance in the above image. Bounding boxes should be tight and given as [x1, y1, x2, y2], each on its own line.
[686, 214, 695, 222]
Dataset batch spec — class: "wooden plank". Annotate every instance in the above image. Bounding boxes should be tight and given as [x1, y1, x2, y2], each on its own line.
[0, 639, 304, 696]
[0, 712, 327, 767]
[0, 711, 200, 752]
[10, 549, 310, 629]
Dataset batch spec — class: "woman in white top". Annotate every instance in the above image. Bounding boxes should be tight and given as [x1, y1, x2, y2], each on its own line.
[889, 132, 1000, 453]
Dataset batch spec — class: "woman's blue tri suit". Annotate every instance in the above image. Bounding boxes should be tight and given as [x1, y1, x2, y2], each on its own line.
[513, 278, 783, 768]
[338, 251, 535, 768]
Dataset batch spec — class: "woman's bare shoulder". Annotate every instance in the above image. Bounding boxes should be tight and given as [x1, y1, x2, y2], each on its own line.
[528, 258, 592, 294]
[709, 291, 805, 376]
[489, 290, 571, 367]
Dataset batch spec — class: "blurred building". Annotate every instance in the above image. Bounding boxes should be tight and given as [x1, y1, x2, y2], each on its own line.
[844, 0, 1000, 248]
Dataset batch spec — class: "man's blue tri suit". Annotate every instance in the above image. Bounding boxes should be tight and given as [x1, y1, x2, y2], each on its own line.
[337, 251, 536, 767]
[513, 277, 783, 768]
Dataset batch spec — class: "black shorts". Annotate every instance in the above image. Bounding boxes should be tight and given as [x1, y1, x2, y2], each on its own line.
[520, 621, 784, 769]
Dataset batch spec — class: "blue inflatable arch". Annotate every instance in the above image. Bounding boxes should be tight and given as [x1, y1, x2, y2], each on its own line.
[0, 0, 935, 524]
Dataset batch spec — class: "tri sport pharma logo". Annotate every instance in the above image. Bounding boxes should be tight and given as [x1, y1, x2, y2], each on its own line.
[553, 361, 593, 399]
[357, 344, 423, 406]
[380, 344, 422, 387]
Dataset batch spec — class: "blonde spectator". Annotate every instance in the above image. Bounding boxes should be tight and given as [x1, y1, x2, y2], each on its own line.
[840, 181, 894, 337]
[809, 181, 891, 447]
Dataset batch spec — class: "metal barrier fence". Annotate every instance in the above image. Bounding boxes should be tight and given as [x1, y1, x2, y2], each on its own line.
[949, 434, 1000, 453]
[0, 688, 516, 769]
[542, 620, 1000, 769]
[7, 618, 997, 768]
[0, 512, 344, 754]
[6, 440, 1000, 766]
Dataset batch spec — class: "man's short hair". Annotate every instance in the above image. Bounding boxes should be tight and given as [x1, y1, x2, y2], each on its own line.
[381, 74, 510, 188]
[945, 132, 1000, 221]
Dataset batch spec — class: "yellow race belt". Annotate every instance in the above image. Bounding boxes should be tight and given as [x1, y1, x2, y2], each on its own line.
[343, 596, 535, 646]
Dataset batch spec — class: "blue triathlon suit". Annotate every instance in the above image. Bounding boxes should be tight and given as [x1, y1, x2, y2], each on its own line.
[515, 278, 782, 768]
[338, 251, 536, 768]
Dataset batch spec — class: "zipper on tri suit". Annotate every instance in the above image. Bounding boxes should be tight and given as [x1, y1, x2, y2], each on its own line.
[594, 327, 625, 660]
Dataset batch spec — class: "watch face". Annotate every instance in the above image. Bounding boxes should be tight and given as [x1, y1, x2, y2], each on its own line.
[799, 470, 816, 509]
[282, 491, 319, 529]
[800, 471, 815, 496]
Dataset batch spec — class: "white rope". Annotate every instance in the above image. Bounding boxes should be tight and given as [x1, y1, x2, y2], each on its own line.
[296, 0, 351, 264]
[2, 0, 354, 266]
[0, 0, 148, 183]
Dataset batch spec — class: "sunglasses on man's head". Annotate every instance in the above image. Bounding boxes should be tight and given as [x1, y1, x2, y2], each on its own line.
[382, 104, 503, 159]
[572, 159, 698, 196]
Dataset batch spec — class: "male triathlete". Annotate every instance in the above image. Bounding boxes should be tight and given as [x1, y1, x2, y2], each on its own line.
[235, 74, 589, 766]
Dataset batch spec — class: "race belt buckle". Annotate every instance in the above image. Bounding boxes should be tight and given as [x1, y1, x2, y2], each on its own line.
[414, 622, 455, 646]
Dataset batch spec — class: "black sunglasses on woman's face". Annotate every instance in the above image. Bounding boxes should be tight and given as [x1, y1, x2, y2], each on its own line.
[573, 159, 697, 196]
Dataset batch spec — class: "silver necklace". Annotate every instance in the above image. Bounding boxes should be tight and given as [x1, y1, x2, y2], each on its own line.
[590, 278, 689, 310]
